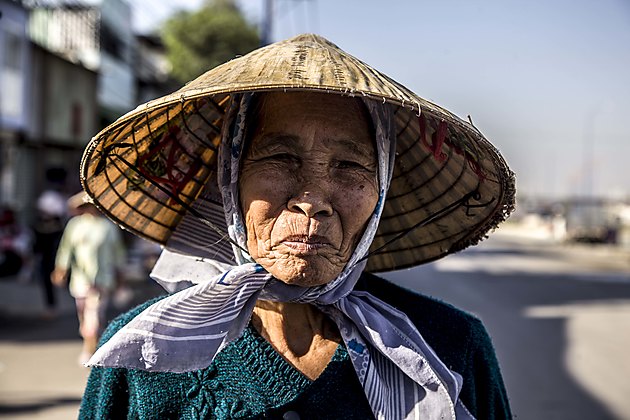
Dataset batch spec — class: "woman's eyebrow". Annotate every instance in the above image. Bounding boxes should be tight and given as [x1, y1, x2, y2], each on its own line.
[326, 138, 376, 162]
[250, 134, 299, 153]
[253, 133, 375, 161]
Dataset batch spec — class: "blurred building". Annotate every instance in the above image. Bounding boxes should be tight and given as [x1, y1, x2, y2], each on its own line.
[134, 33, 176, 104]
[1, 0, 177, 227]
[29, 0, 137, 126]
[1, 0, 100, 223]
[26, 43, 98, 199]
[0, 0, 32, 208]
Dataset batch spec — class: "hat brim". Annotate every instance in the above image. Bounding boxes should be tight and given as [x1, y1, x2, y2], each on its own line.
[81, 34, 515, 272]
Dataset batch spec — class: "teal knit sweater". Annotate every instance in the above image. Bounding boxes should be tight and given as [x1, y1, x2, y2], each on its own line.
[79, 274, 512, 419]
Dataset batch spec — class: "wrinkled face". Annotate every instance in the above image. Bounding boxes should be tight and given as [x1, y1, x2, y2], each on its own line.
[239, 91, 379, 287]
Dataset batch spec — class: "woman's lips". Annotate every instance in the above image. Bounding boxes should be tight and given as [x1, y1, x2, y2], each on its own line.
[280, 235, 330, 254]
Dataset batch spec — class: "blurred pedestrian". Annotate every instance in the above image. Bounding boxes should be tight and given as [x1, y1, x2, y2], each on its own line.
[0, 206, 33, 280]
[32, 190, 67, 318]
[51, 192, 126, 364]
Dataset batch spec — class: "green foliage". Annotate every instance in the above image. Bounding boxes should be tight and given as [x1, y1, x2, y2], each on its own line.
[162, 0, 260, 84]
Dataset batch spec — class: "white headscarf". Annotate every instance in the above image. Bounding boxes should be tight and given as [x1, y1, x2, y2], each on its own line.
[88, 93, 475, 419]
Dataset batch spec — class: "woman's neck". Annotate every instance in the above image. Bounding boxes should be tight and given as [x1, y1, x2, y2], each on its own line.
[252, 300, 341, 380]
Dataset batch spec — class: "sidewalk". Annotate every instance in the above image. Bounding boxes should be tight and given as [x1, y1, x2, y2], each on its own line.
[0, 276, 164, 318]
[0, 278, 75, 319]
[0, 276, 164, 419]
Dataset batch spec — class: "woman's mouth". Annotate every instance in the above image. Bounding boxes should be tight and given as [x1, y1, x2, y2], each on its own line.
[280, 235, 330, 254]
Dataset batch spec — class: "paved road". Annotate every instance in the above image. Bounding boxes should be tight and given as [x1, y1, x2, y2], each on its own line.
[1, 229, 629, 419]
[384, 230, 630, 420]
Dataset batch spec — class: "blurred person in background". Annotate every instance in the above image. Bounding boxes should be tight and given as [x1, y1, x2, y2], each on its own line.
[51, 192, 126, 364]
[32, 189, 67, 318]
[0, 206, 33, 280]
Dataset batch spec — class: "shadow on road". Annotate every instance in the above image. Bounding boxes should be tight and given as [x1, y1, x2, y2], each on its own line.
[0, 312, 81, 342]
[0, 397, 82, 415]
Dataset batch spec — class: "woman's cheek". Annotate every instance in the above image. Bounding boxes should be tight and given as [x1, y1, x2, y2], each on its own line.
[339, 178, 378, 212]
[249, 165, 295, 196]
[335, 180, 379, 243]
[242, 169, 292, 208]
[244, 210, 274, 260]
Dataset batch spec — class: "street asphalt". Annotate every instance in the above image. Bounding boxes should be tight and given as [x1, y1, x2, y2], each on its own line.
[384, 228, 630, 420]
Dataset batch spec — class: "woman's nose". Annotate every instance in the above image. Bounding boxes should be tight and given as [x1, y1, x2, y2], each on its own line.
[287, 189, 334, 218]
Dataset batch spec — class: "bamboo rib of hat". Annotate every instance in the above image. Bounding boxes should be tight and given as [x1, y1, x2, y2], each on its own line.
[81, 33, 515, 272]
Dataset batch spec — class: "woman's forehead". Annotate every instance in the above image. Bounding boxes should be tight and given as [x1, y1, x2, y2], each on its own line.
[249, 91, 375, 151]
[256, 91, 368, 118]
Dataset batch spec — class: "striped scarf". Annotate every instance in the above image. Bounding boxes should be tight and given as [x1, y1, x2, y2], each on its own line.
[88, 94, 474, 419]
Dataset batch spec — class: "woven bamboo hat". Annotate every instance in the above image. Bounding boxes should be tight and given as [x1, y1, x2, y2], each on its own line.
[81, 33, 515, 272]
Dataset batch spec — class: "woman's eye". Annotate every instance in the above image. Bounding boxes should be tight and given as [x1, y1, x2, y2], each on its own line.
[267, 153, 299, 163]
[335, 160, 367, 170]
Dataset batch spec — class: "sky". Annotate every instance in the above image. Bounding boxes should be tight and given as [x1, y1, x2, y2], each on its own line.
[128, 0, 630, 201]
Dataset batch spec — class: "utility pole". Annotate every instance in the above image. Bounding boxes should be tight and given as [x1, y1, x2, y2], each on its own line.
[260, 0, 273, 46]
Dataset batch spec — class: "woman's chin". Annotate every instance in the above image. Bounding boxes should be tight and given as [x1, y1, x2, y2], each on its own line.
[264, 255, 343, 287]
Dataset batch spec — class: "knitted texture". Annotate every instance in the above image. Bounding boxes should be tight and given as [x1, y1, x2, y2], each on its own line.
[80, 301, 373, 419]
[80, 275, 512, 419]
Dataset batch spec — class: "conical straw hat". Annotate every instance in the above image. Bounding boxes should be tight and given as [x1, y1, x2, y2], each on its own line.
[81, 33, 515, 272]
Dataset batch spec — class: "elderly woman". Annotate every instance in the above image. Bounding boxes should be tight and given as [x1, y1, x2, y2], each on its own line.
[79, 34, 514, 419]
